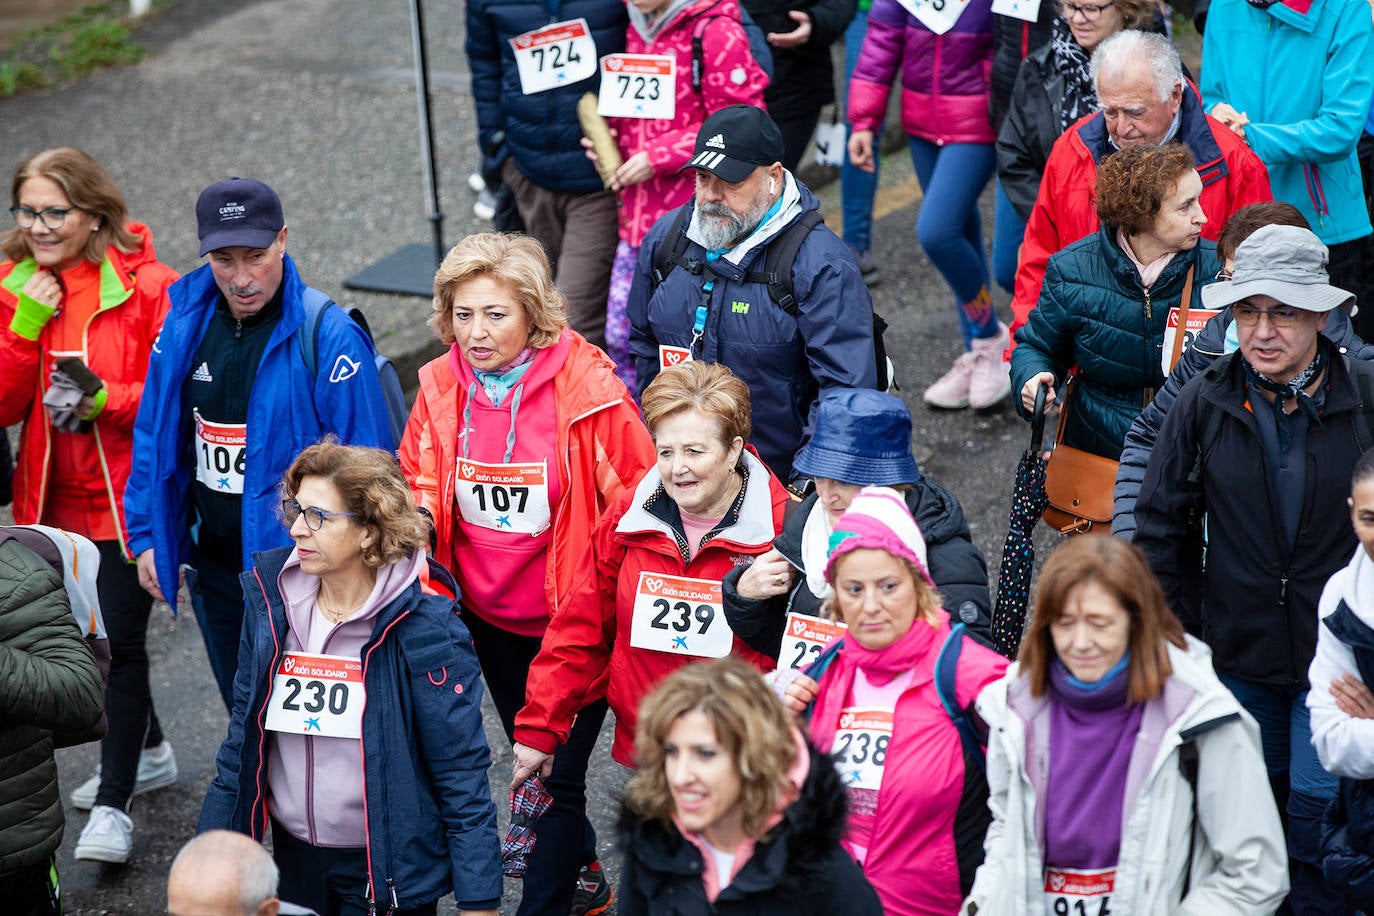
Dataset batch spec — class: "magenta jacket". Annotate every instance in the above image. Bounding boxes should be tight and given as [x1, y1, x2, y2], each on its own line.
[808, 610, 1008, 915]
[847, 0, 997, 146]
[613, 0, 769, 246]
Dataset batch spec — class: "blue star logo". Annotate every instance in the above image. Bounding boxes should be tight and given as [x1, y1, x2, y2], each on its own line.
[849, 768, 863, 784]
[496, 515, 512, 529]
[218, 477, 230, 489]
[673, 636, 688, 650]
[305, 717, 321, 732]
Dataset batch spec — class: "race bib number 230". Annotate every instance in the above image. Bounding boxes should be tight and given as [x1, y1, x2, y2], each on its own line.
[263, 652, 364, 740]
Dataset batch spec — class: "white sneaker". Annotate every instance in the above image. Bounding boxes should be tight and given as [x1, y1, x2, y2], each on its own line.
[923, 350, 979, 409]
[74, 805, 133, 864]
[968, 324, 1012, 409]
[70, 741, 178, 811]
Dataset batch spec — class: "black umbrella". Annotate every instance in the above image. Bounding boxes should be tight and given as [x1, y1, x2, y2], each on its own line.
[992, 383, 1049, 659]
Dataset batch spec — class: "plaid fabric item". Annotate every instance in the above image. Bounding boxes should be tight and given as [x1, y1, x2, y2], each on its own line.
[502, 774, 554, 877]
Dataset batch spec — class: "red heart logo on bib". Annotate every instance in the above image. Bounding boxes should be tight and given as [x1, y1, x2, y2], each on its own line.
[664, 351, 685, 366]
[646, 577, 664, 592]
[284, 657, 295, 673]
[1049, 875, 1066, 892]
[460, 464, 475, 480]
[839, 712, 854, 729]
[607, 58, 622, 71]
[792, 618, 806, 635]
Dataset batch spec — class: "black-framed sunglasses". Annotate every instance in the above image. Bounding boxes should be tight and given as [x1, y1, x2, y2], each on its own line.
[282, 498, 357, 531]
[9, 206, 79, 230]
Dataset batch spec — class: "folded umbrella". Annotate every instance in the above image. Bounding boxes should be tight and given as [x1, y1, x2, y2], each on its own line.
[992, 383, 1049, 660]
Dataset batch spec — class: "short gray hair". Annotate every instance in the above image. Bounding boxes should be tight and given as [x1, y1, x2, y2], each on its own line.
[1090, 30, 1184, 103]
[169, 830, 279, 915]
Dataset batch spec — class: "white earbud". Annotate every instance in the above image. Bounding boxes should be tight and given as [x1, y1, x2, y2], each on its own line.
[768, 177, 776, 195]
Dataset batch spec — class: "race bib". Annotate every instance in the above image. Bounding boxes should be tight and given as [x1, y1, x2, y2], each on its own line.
[455, 458, 552, 535]
[991, 0, 1042, 23]
[629, 572, 732, 658]
[264, 652, 364, 740]
[832, 707, 893, 793]
[510, 18, 597, 95]
[895, 0, 974, 35]
[1044, 867, 1115, 916]
[597, 54, 676, 120]
[779, 611, 847, 672]
[813, 120, 846, 167]
[1161, 307, 1220, 375]
[659, 345, 692, 371]
[194, 410, 246, 495]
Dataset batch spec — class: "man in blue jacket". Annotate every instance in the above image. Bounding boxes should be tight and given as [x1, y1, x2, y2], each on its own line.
[124, 178, 393, 712]
[1202, 0, 1373, 305]
[465, 0, 626, 350]
[628, 104, 877, 485]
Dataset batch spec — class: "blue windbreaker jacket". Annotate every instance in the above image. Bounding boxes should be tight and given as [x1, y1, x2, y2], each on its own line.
[197, 548, 502, 911]
[123, 255, 395, 603]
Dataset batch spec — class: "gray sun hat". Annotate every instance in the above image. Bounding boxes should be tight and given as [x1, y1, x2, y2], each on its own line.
[792, 389, 919, 486]
[1201, 224, 1354, 313]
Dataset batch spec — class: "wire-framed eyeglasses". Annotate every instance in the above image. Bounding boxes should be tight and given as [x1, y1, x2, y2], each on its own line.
[282, 498, 357, 531]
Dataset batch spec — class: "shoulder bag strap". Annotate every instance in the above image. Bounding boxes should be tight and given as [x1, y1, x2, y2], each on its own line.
[1167, 266, 1197, 372]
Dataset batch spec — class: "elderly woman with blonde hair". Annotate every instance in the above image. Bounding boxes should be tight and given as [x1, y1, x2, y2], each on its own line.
[200, 440, 501, 916]
[618, 657, 882, 914]
[399, 231, 653, 913]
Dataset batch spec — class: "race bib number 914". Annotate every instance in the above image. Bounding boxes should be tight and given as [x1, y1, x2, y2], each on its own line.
[1044, 867, 1115, 916]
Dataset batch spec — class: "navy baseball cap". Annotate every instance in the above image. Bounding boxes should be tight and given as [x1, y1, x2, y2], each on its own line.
[681, 105, 784, 183]
[196, 178, 284, 256]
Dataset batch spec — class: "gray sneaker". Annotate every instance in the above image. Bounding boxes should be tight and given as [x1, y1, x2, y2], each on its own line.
[69, 741, 177, 811]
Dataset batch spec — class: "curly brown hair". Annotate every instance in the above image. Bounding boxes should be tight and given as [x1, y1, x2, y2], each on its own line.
[1094, 142, 1197, 235]
[279, 438, 428, 569]
[428, 232, 567, 348]
[2, 147, 141, 265]
[625, 658, 798, 839]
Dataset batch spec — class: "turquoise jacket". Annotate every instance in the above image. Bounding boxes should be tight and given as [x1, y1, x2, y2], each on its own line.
[1201, 0, 1374, 246]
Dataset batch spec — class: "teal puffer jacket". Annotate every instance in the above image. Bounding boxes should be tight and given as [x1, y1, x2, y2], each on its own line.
[0, 537, 104, 875]
[1011, 226, 1222, 459]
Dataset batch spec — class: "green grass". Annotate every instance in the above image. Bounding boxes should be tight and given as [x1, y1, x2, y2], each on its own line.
[0, 1, 173, 97]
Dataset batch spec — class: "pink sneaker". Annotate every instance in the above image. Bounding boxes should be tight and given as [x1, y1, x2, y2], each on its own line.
[923, 350, 979, 409]
[968, 325, 1012, 409]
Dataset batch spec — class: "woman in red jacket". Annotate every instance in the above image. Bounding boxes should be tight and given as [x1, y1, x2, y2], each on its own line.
[399, 231, 653, 915]
[512, 361, 788, 777]
[0, 147, 178, 866]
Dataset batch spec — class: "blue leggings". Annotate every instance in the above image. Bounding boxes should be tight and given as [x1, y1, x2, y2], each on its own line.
[840, 8, 878, 254]
[908, 137, 998, 346]
[992, 177, 1025, 295]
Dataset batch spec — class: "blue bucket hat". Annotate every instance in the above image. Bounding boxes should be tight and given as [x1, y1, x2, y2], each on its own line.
[793, 389, 919, 486]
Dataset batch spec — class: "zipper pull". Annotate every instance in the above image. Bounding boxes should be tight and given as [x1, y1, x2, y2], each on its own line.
[1280, 574, 1289, 604]
[365, 878, 377, 916]
[386, 878, 399, 915]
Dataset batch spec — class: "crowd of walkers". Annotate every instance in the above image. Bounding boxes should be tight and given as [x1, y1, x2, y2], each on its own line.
[0, 0, 1373, 913]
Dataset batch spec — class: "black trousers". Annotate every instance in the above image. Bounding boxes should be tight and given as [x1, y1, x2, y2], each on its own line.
[272, 819, 437, 916]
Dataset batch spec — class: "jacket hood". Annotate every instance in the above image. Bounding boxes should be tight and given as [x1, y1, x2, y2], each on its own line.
[628, 0, 700, 41]
[110, 221, 161, 273]
[617, 448, 778, 550]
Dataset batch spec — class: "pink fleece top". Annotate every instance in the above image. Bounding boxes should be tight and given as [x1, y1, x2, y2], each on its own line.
[266, 549, 424, 848]
[449, 338, 566, 637]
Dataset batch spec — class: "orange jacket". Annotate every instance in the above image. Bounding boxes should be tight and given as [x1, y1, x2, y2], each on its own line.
[400, 330, 654, 623]
[515, 450, 789, 766]
[0, 224, 176, 552]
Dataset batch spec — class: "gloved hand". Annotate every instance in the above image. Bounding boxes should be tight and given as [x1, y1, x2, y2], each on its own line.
[55, 356, 103, 397]
[43, 372, 87, 433]
[45, 357, 107, 431]
[10, 270, 63, 341]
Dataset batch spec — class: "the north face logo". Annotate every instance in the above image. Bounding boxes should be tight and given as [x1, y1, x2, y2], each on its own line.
[705, 133, 726, 150]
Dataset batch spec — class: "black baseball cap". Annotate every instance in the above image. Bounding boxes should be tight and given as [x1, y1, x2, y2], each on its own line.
[196, 177, 285, 256]
[680, 105, 785, 184]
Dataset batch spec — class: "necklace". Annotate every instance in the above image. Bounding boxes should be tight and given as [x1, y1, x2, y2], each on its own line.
[317, 590, 359, 624]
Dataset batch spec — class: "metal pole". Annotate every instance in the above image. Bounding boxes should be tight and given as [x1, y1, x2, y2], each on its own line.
[408, 0, 445, 266]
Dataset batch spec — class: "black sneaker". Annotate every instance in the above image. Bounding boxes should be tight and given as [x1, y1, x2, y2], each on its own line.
[852, 248, 880, 287]
[571, 860, 613, 916]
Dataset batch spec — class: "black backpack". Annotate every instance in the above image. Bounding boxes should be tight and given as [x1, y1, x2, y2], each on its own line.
[649, 203, 895, 391]
[689, 1, 773, 93]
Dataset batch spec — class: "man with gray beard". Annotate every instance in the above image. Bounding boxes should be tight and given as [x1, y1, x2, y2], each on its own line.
[628, 105, 877, 486]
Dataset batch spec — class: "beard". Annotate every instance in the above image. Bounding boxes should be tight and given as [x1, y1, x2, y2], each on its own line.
[691, 181, 777, 251]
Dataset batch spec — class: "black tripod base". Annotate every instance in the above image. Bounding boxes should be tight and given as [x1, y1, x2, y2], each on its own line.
[343, 243, 440, 298]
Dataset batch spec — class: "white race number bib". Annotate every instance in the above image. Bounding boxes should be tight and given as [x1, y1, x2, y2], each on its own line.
[658, 345, 692, 371]
[1044, 867, 1115, 916]
[597, 54, 675, 120]
[264, 652, 364, 739]
[455, 458, 552, 535]
[895, 0, 973, 35]
[991, 0, 1042, 23]
[629, 572, 731, 658]
[1161, 307, 1221, 375]
[779, 611, 847, 671]
[832, 707, 893, 792]
[510, 19, 597, 95]
[194, 410, 246, 495]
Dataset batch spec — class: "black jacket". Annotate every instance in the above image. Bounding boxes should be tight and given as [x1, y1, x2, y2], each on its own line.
[721, 480, 992, 659]
[995, 41, 1064, 221]
[1113, 306, 1372, 540]
[1323, 777, 1374, 909]
[617, 742, 882, 915]
[741, 0, 856, 120]
[1133, 345, 1369, 687]
[989, 9, 1055, 131]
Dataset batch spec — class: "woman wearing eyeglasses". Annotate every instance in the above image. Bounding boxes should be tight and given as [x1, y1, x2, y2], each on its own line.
[200, 440, 501, 916]
[1012, 143, 1221, 463]
[0, 147, 180, 865]
[996, 0, 1158, 227]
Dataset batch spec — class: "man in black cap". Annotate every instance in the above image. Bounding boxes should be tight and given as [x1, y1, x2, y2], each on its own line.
[124, 178, 395, 714]
[627, 104, 877, 486]
[1134, 224, 1370, 913]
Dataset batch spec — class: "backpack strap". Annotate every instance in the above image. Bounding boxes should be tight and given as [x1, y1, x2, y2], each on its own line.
[935, 622, 987, 773]
[743, 209, 824, 317]
[649, 203, 696, 293]
[689, 0, 729, 93]
[1345, 355, 1374, 453]
[298, 287, 336, 379]
[799, 636, 846, 721]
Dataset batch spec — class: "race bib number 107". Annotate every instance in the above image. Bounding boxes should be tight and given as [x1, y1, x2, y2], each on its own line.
[510, 18, 597, 95]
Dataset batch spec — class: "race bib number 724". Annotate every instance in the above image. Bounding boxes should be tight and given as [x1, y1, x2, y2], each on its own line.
[510, 18, 597, 95]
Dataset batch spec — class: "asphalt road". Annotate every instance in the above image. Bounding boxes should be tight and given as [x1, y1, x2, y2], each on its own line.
[0, 1, 1066, 911]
